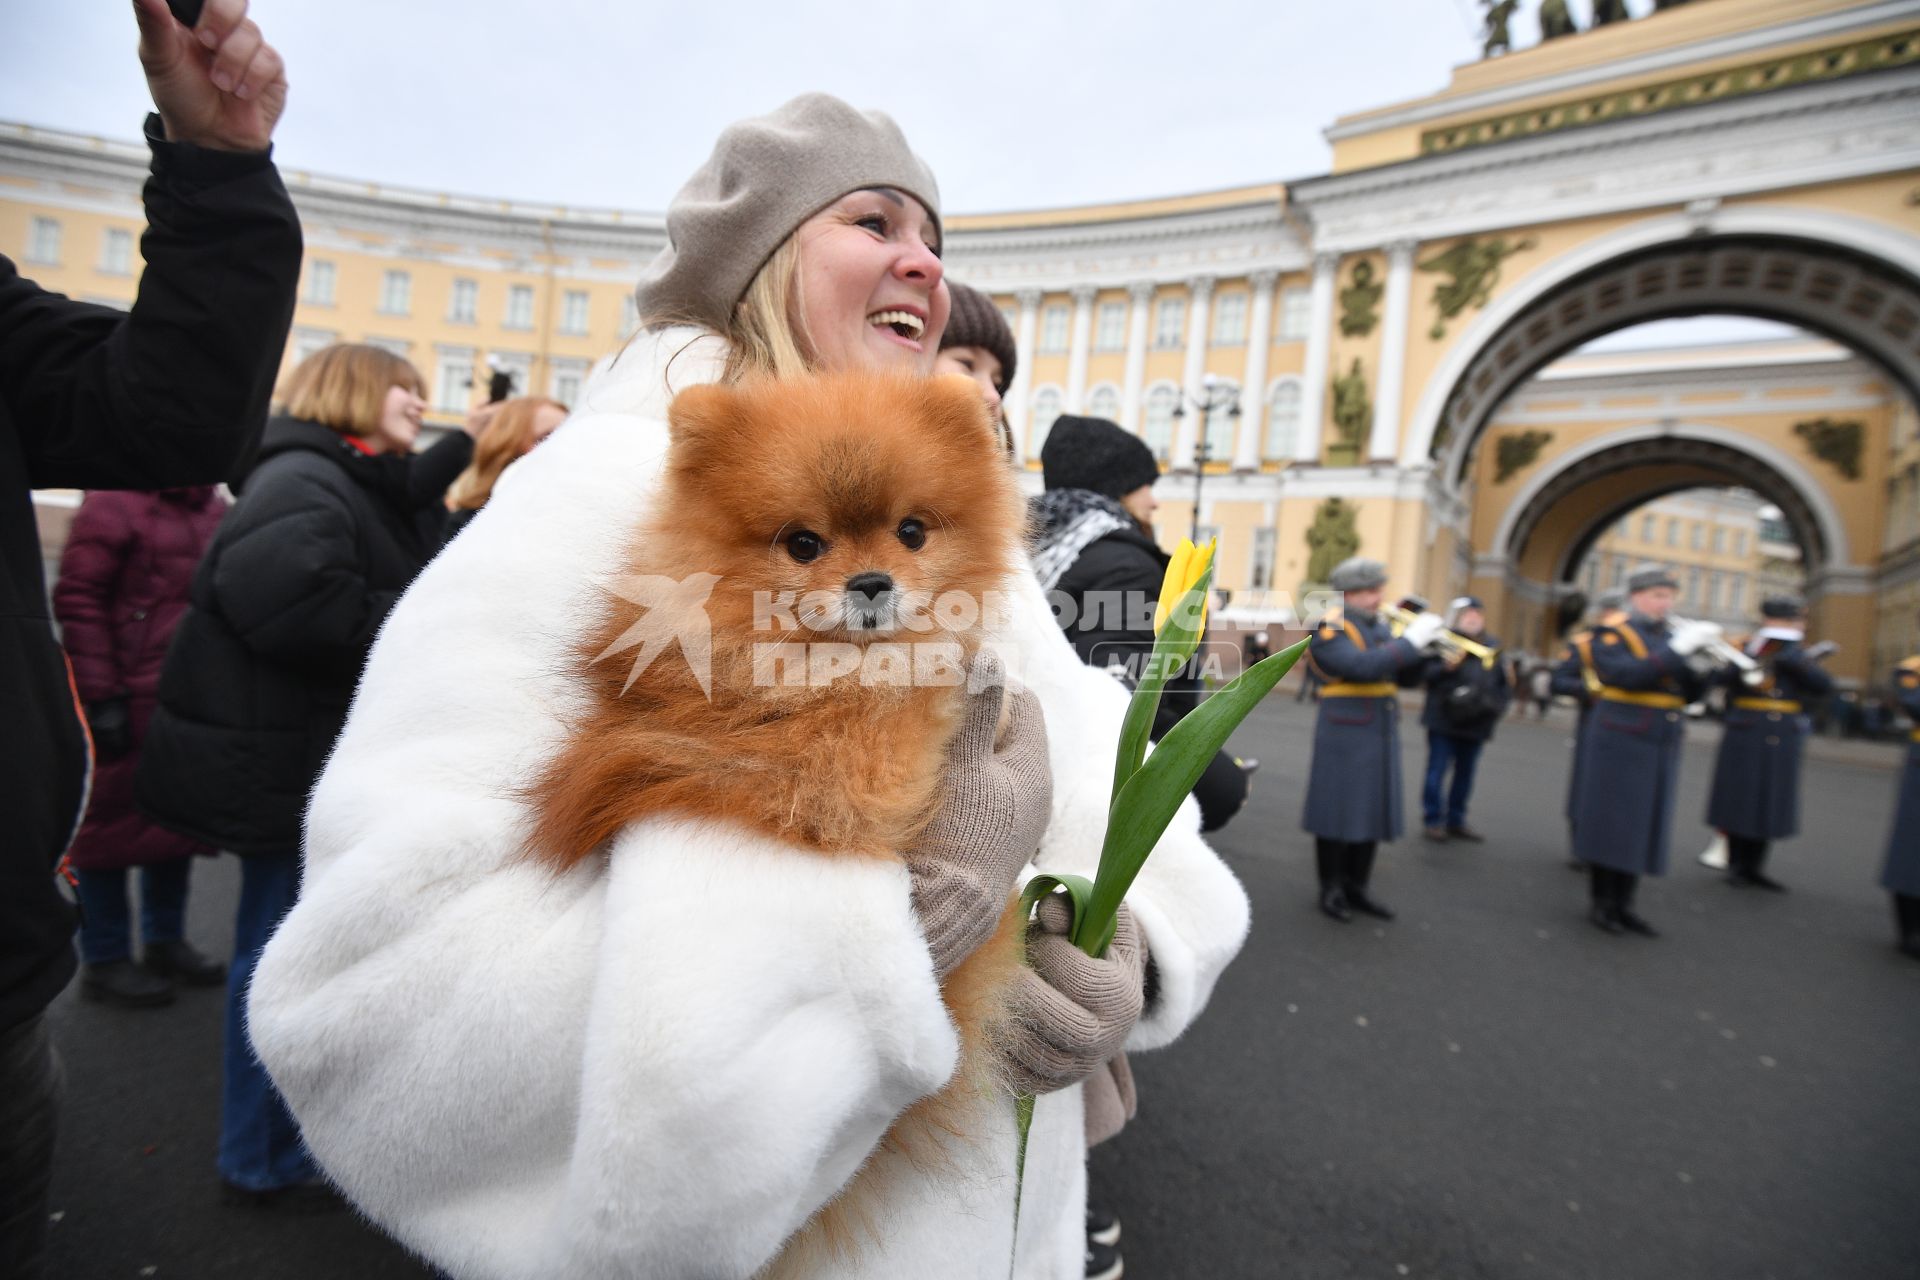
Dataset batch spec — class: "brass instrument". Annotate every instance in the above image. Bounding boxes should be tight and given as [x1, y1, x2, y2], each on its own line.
[1669, 615, 1765, 688]
[1384, 597, 1499, 668]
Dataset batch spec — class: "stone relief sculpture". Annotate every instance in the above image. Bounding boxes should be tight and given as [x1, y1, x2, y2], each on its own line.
[1793, 418, 1864, 480]
[1418, 236, 1537, 339]
[1494, 430, 1554, 483]
[1305, 497, 1361, 587]
[1339, 260, 1383, 338]
[1329, 358, 1371, 462]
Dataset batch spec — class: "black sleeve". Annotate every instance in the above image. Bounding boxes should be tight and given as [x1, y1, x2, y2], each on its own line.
[0, 115, 302, 491]
[406, 430, 476, 510]
[1059, 538, 1165, 671]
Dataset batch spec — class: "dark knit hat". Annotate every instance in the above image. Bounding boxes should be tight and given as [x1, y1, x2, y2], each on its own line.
[1040, 415, 1160, 499]
[1761, 594, 1806, 619]
[1627, 563, 1678, 593]
[940, 282, 1017, 394]
[634, 93, 941, 334]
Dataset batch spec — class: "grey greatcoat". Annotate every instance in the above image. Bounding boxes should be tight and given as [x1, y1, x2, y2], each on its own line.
[1705, 642, 1834, 840]
[1879, 657, 1920, 897]
[1300, 609, 1423, 842]
[1550, 628, 1604, 826]
[1570, 616, 1708, 876]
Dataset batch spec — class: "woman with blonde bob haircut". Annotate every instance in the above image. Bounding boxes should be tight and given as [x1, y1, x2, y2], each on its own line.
[137, 341, 474, 1207]
[247, 98, 1248, 1277]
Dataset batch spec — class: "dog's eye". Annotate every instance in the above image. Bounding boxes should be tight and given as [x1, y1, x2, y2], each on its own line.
[896, 519, 926, 551]
[786, 530, 826, 563]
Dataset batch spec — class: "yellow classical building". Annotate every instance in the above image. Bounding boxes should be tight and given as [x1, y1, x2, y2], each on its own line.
[7, 0, 1918, 685]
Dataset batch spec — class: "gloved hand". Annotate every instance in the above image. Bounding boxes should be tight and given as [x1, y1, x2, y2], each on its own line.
[905, 651, 1053, 978]
[1401, 611, 1445, 652]
[87, 696, 134, 760]
[1001, 895, 1147, 1095]
[1669, 620, 1722, 657]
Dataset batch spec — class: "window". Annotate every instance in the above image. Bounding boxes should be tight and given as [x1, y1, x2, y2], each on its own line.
[1153, 298, 1185, 349]
[621, 294, 640, 337]
[304, 259, 337, 306]
[436, 350, 474, 412]
[505, 284, 535, 330]
[1610, 556, 1626, 587]
[551, 359, 589, 406]
[364, 336, 411, 359]
[1086, 384, 1121, 421]
[448, 278, 478, 324]
[1690, 522, 1704, 551]
[1640, 514, 1655, 541]
[1202, 387, 1238, 462]
[1685, 566, 1701, 606]
[1728, 575, 1745, 613]
[1210, 292, 1247, 346]
[1039, 304, 1069, 354]
[1143, 385, 1178, 459]
[98, 228, 133, 275]
[26, 217, 61, 265]
[561, 290, 590, 335]
[1264, 380, 1302, 459]
[1249, 527, 1276, 590]
[1584, 558, 1600, 592]
[1733, 530, 1747, 557]
[1276, 286, 1311, 342]
[1712, 526, 1726, 554]
[1708, 571, 1723, 610]
[1665, 518, 1679, 547]
[379, 269, 412, 316]
[1095, 301, 1127, 352]
[1028, 387, 1063, 458]
[290, 328, 336, 367]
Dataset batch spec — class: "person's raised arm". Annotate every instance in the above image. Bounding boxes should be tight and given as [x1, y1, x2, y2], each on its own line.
[1, 0, 299, 491]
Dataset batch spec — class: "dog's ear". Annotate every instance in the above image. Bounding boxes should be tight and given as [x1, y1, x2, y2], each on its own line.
[920, 374, 998, 450]
[665, 384, 743, 460]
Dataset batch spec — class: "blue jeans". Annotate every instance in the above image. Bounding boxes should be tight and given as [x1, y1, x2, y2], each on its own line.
[74, 861, 191, 965]
[1422, 731, 1485, 829]
[217, 851, 317, 1191]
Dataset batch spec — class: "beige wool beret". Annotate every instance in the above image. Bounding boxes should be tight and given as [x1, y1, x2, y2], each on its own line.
[633, 93, 942, 334]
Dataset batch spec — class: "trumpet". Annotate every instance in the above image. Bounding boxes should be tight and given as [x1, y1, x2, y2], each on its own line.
[1384, 597, 1499, 668]
[1670, 615, 1765, 687]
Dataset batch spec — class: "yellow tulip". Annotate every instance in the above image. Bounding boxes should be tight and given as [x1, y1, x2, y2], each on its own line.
[1154, 537, 1216, 635]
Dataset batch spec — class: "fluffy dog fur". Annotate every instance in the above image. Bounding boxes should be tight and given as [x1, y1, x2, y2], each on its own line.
[524, 370, 1034, 1268]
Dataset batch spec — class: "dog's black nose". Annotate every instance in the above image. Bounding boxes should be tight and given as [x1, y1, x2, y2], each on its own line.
[846, 572, 894, 601]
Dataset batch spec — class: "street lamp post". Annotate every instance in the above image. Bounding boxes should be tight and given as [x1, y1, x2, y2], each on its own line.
[1171, 372, 1241, 541]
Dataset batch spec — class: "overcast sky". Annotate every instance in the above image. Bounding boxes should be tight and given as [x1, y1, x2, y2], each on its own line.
[0, 0, 1668, 213]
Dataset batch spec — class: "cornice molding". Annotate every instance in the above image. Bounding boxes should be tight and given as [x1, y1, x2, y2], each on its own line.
[1293, 69, 1920, 252]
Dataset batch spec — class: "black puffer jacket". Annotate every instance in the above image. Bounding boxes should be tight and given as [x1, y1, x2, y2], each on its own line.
[1, 116, 300, 1031]
[136, 418, 471, 856]
[1050, 522, 1203, 725]
[1420, 635, 1510, 742]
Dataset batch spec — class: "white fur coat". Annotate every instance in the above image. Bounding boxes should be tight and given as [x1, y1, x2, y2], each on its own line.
[247, 330, 1251, 1280]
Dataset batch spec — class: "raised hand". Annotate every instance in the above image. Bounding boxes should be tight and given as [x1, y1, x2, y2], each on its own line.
[133, 0, 287, 153]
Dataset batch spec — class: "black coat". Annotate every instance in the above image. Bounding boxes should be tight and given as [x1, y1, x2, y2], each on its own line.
[1050, 522, 1202, 724]
[1, 116, 300, 1031]
[137, 419, 471, 857]
[1419, 633, 1509, 742]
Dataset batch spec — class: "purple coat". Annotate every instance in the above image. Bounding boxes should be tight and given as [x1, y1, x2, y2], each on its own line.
[52, 488, 225, 870]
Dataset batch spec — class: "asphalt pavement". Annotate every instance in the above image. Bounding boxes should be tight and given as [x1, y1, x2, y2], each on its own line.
[41, 696, 1920, 1279]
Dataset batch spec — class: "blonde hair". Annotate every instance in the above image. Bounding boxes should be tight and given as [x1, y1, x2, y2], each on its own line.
[639, 235, 814, 387]
[278, 344, 427, 437]
[446, 396, 567, 512]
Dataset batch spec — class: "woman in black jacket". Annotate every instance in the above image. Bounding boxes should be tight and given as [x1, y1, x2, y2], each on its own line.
[1418, 596, 1509, 843]
[1031, 414, 1251, 832]
[138, 343, 471, 1206]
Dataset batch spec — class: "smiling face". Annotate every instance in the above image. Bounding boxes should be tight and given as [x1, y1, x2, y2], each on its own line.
[372, 383, 426, 454]
[792, 188, 948, 376]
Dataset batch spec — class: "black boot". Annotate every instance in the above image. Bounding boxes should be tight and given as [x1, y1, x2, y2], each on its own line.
[1588, 867, 1624, 935]
[144, 939, 228, 986]
[1896, 895, 1920, 960]
[1728, 838, 1786, 892]
[1343, 842, 1394, 920]
[80, 959, 176, 1008]
[1615, 873, 1659, 937]
[1315, 839, 1351, 922]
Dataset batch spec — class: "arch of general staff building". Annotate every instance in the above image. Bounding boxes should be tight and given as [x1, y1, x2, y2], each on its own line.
[5, 0, 1917, 683]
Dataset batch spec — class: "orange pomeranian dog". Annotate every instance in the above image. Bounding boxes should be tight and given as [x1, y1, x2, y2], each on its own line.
[524, 371, 1035, 1265]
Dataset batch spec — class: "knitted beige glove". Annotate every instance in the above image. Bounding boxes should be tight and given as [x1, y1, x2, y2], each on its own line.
[1002, 896, 1147, 1095]
[906, 653, 1054, 977]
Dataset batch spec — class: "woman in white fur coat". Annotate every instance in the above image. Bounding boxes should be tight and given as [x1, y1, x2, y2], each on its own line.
[247, 93, 1249, 1280]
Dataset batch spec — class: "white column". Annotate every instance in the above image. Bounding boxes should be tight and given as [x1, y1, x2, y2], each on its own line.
[1175, 275, 1214, 471]
[1120, 281, 1153, 432]
[1007, 289, 1041, 461]
[1233, 270, 1278, 471]
[1064, 285, 1097, 413]
[1293, 253, 1338, 464]
[1369, 240, 1416, 463]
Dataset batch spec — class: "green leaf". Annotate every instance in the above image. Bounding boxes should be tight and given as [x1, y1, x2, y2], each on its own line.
[1078, 637, 1310, 956]
[1017, 872, 1097, 941]
[1110, 562, 1216, 801]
